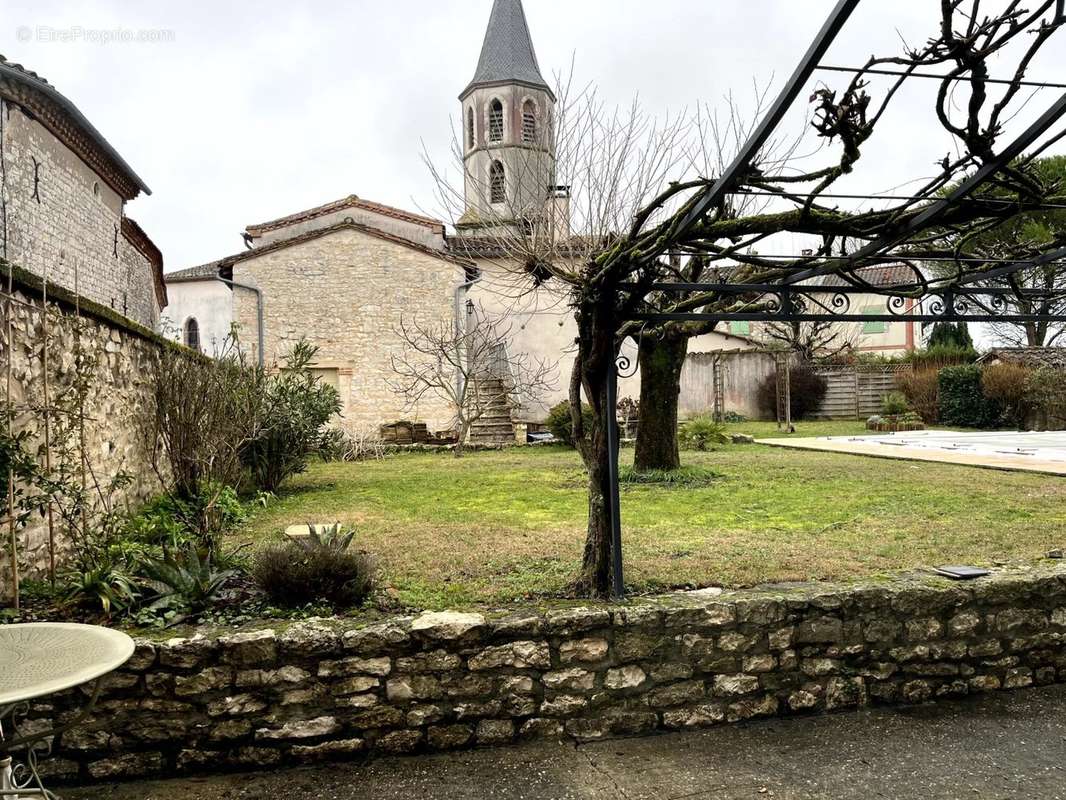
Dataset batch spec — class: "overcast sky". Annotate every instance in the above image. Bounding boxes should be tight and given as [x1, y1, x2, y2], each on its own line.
[2, 0, 1064, 272]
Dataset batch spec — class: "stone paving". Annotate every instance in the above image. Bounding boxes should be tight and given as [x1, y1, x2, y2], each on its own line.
[760, 430, 1066, 476]
[67, 684, 1066, 799]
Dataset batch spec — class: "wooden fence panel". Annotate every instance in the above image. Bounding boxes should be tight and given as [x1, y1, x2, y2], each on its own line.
[811, 365, 912, 420]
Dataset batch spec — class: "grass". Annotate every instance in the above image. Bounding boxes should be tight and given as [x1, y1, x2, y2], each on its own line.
[234, 421, 1066, 610]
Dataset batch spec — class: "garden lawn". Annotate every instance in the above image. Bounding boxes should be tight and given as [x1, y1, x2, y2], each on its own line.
[234, 421, 1066, 610]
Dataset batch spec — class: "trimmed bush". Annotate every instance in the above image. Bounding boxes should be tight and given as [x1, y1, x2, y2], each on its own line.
[1024, 367, 1066, 429]
[546, 400, 594, 447]
[756, 366, 828, 420]
[938, 365, 1003, 428]
[981, 363, 1033, 429]
[897, 369, 940, 423]
[252, 543, 375, 609]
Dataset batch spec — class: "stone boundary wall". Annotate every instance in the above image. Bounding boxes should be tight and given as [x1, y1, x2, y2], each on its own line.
[35, 564, 1066, 783]
[2, 271, 173, 592]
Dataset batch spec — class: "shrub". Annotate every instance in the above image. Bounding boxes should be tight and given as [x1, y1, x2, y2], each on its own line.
[938, 365, 1003, 428]
[1024, 367, 1066, 429]
[881, 391, 910, 416]
[138, 547, 236, 619]
[318, 428, 388, 462]
[252, 538, 375, 609]
[546, 400, 594, 447]
[152, 336, 266, 504]
[906, 345, 977, 371]
[926, 322, 974, 350]
[756, 366, 828, 420]
[982, 363, 1033, 428]
[679, 416, 730, 450]
[241, 341, 342, 492]
[127, 483, 251, 558]
[897, 369, 941, 423]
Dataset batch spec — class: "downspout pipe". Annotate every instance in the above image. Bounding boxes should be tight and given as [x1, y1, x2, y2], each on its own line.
[216, 276, 264, 368]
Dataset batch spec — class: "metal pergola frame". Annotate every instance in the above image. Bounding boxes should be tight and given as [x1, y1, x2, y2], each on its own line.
[601, 0, 1066, 599]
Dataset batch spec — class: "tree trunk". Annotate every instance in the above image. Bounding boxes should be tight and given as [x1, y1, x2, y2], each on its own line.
[633, 333, 688, 472]
[569, 291, 620, 599]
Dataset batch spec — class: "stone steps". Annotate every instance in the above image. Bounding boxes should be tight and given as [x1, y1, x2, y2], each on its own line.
[469, 374, 516, 445]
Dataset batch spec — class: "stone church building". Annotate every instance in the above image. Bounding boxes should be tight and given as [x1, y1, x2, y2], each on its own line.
[162, 0, 752, 436]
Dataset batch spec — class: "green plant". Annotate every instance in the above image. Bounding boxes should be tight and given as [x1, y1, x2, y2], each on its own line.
[679, 416, 730, 451]
[905, 345, 978, 371]
[619, 465, 719, 487]
[927, 322, 974, 350]
[61, 564, 138, 616]
[881, 392, 910, 416]
[241, 341, 342, 492]
[251, 541, 374, 609]
[756, 366, 829, 420]
[938, 365, 1003, 428]
[722, 411, 748, 423]
[293, 522, 356, 554]
[138, 547, 235, 617]
[546, 400, 594, 447]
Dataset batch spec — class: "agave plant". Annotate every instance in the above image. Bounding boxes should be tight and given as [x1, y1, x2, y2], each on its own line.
[293, 522, 356, 554]
[139, 547, 235, 615]
[62, 564, 138, 616]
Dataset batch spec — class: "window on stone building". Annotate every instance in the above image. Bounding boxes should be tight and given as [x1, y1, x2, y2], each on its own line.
[490, 161, 506, 205]
[489, 99, 504, 143]
[184, 318, 201, 351]
[467, 107, 475, 150]
[522, 100, 537, 144]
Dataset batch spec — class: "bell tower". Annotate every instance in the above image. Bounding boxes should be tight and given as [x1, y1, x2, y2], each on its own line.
[456, 0, 562, 237]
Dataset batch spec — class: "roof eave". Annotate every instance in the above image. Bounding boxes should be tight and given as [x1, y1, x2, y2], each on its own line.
[459, 78, 556, 103]
[0, 61, 151, 199]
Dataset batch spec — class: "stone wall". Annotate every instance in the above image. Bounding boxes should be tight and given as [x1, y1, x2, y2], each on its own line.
[231, 226, 464, 433]
[37, 564, 1066, 783]
[0, 99, 160, 329]
[1, 274, 168, 593]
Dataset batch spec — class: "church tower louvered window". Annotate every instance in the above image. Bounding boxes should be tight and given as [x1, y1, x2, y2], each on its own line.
[522, 99, 537, 144]
[490, 160, 506, 204]
[489, 99, 504, 143]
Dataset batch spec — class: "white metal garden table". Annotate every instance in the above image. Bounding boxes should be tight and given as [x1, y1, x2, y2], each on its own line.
[0, 623, 134, 799]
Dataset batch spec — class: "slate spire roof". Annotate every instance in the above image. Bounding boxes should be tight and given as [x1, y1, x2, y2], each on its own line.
[461, 0, 554, 101]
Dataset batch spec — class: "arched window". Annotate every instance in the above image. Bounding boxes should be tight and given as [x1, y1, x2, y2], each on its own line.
[522, 99, 537, 144]
[466, 107, 475, 150]
[184, 317, 201, 351]
[488, 99, 504, 143]
[489, 161, 506, 204]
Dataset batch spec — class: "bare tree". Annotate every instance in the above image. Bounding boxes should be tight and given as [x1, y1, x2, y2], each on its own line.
[757, 320, 858, 362]
[388, 310, 557, 456]
[429, 2, 1066, 597]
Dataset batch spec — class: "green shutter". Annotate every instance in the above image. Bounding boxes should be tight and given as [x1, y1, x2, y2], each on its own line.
[862, 306, 887, 335]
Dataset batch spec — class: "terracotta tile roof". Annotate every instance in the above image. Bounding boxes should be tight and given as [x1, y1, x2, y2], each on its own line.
[245, 195, 445, 236]
[0, 54, 150, 199]
[981, 347, 1066, 369]
[120, 216, 166, 307]
[164, 261, 229, 283]
[167, 220, 472, 283]
[817, 264, 920, 289]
